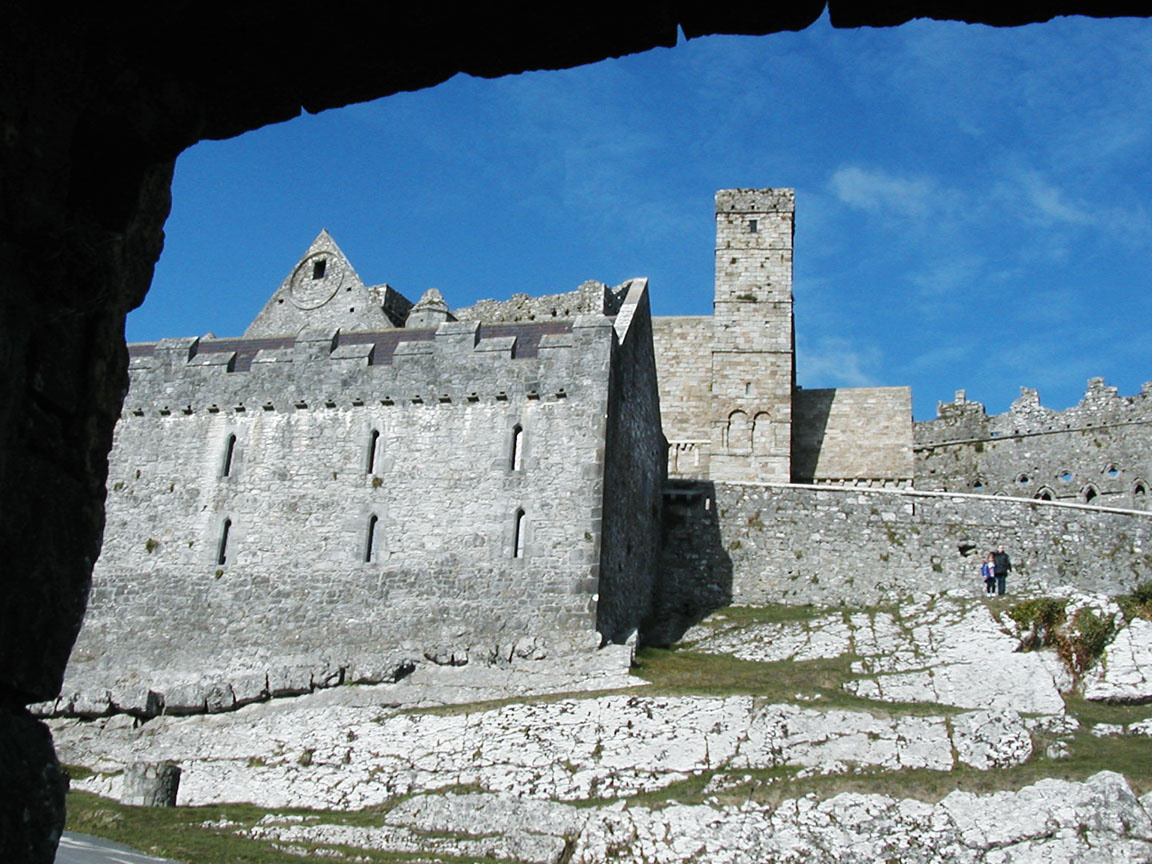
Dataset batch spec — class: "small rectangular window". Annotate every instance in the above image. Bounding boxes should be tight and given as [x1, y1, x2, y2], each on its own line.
[365, 514, 378, 563]
[366, 429, 380, 474]
[222, 434, 237, 477]
[510, 425, 523, 472]
[217, 518, 232, 566]
[312, 259, 327, 279]
[513, 509, 526, 558]
[748, 219, 758, 233]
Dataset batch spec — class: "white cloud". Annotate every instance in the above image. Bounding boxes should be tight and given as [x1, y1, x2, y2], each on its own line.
[827, 165, 942, 219]
[796, 336, 882, 389]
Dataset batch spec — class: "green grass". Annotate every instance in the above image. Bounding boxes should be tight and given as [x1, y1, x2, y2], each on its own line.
[66, 790, 517, 864]
[630, 645, 961, 719]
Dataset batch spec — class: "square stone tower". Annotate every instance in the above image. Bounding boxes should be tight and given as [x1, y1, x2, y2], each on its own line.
[709, 189, 795, 483]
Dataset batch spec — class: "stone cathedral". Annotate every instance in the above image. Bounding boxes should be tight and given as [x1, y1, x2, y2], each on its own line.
[48, 189, 1152, 719]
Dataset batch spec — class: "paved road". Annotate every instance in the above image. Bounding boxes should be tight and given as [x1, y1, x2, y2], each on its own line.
[56, 833, 184, 864]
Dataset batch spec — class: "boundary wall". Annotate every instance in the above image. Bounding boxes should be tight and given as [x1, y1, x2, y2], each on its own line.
[662, 481, 1152, 612]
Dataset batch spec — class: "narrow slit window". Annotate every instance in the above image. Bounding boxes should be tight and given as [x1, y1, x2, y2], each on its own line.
[513, 509, 526, 558]
[366, 429, 380, 474]
[222, 433, 237, 477]
[510, 424, 523, 471]
[365, 515, 378, 563]
[217, 518, 231, 566]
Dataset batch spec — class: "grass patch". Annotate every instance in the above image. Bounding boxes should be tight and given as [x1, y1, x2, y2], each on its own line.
[1118, 580, 1152, 622]
[66, 790, 512, 864]
[630, 646, 959, 719]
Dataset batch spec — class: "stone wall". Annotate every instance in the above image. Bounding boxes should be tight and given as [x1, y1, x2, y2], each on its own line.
[244, 232, 407, 337]
[652, 316, 712, 477]
[662, 481, 1152, 610]
[452, 280, 626, 324]
[916, 380, 1152, 508]
[598, 281, 667, 643]
[793, 386, 913, 485]
[58, 316, 637, 717]
[709, 189, 795, 484]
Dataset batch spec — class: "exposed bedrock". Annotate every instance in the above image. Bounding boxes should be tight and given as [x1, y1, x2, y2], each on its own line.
[3, 2, 1149, 861]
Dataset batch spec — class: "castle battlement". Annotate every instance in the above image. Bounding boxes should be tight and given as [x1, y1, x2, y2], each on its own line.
[917, 378, 1152, 448]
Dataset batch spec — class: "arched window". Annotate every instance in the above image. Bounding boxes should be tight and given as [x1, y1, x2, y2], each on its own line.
[724, 410, 749, 451]
[513, 508, 526, 558]
[510, 424, 523, 472]
[1134, 481, 1148, 499]
[1083, 485, 1098, 504]
[222, 434, 237, 477]
[1034, 487, 1054, 501]
[366, 429, 380, 474]
[364, 514, 378, 563]
[752, 412, 772, 454]
[217, 518, 232, 566]
[972, 478, 984, 491]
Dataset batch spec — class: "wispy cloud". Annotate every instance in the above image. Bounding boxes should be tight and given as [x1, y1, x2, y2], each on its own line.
[796, 336, 883, 389]
[827, 165, 944, 219]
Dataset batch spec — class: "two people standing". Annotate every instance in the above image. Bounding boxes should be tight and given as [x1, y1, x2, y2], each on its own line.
[981, 545, 1011, 595]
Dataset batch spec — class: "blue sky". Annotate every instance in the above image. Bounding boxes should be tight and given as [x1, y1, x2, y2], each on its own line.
[135, 13, 1152, 421]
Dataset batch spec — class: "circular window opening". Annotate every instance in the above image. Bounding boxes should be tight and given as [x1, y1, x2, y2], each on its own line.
[972, 479, 984, 490]
[1016, 473, 1029, 484]
[1106, 464, 1120, 477]
[1060, 471, 1074, 483]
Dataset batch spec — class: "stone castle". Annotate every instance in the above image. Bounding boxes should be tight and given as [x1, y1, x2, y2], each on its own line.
[49, 189, 1152, 718]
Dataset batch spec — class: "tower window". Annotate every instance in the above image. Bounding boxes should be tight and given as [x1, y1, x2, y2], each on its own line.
[217, 518, 232, 566]
[222, 433, 237, 477]
[513, 509, 526, 558]
[510, 424, 524, 472]
[1083, 485, 1098, 504]
[748, 219, 758, 233]
[312, 259, 327, 279]
[366, 429, 380, 474]
[365, 514, 378, 563]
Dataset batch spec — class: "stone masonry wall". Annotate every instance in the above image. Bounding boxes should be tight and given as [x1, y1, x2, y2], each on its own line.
[710, 189, 795, 484]
[664, 482, 1152, 609]
[58, 318, 623, 718]
[916, 380, 1152, 508]
[598, 281, 667, 643]
[652, 316, 713, 478]
[452, 280, 626, 324]
[793, 387, 914, 485]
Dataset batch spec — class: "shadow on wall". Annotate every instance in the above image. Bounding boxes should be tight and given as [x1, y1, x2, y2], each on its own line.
[644, 480, 733, 645]
[791, 388, 835, 484]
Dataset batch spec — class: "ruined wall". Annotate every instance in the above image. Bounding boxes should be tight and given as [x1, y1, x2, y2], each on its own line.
[669, 482, 1152, 608]
[793, 386, 913, 485]
[652, 316, 713, 478]
[598, 282, 667, 643]
[56, 319, 620, 718]
[915, 380, 1152, 508]
[452, 280, 625, 324]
